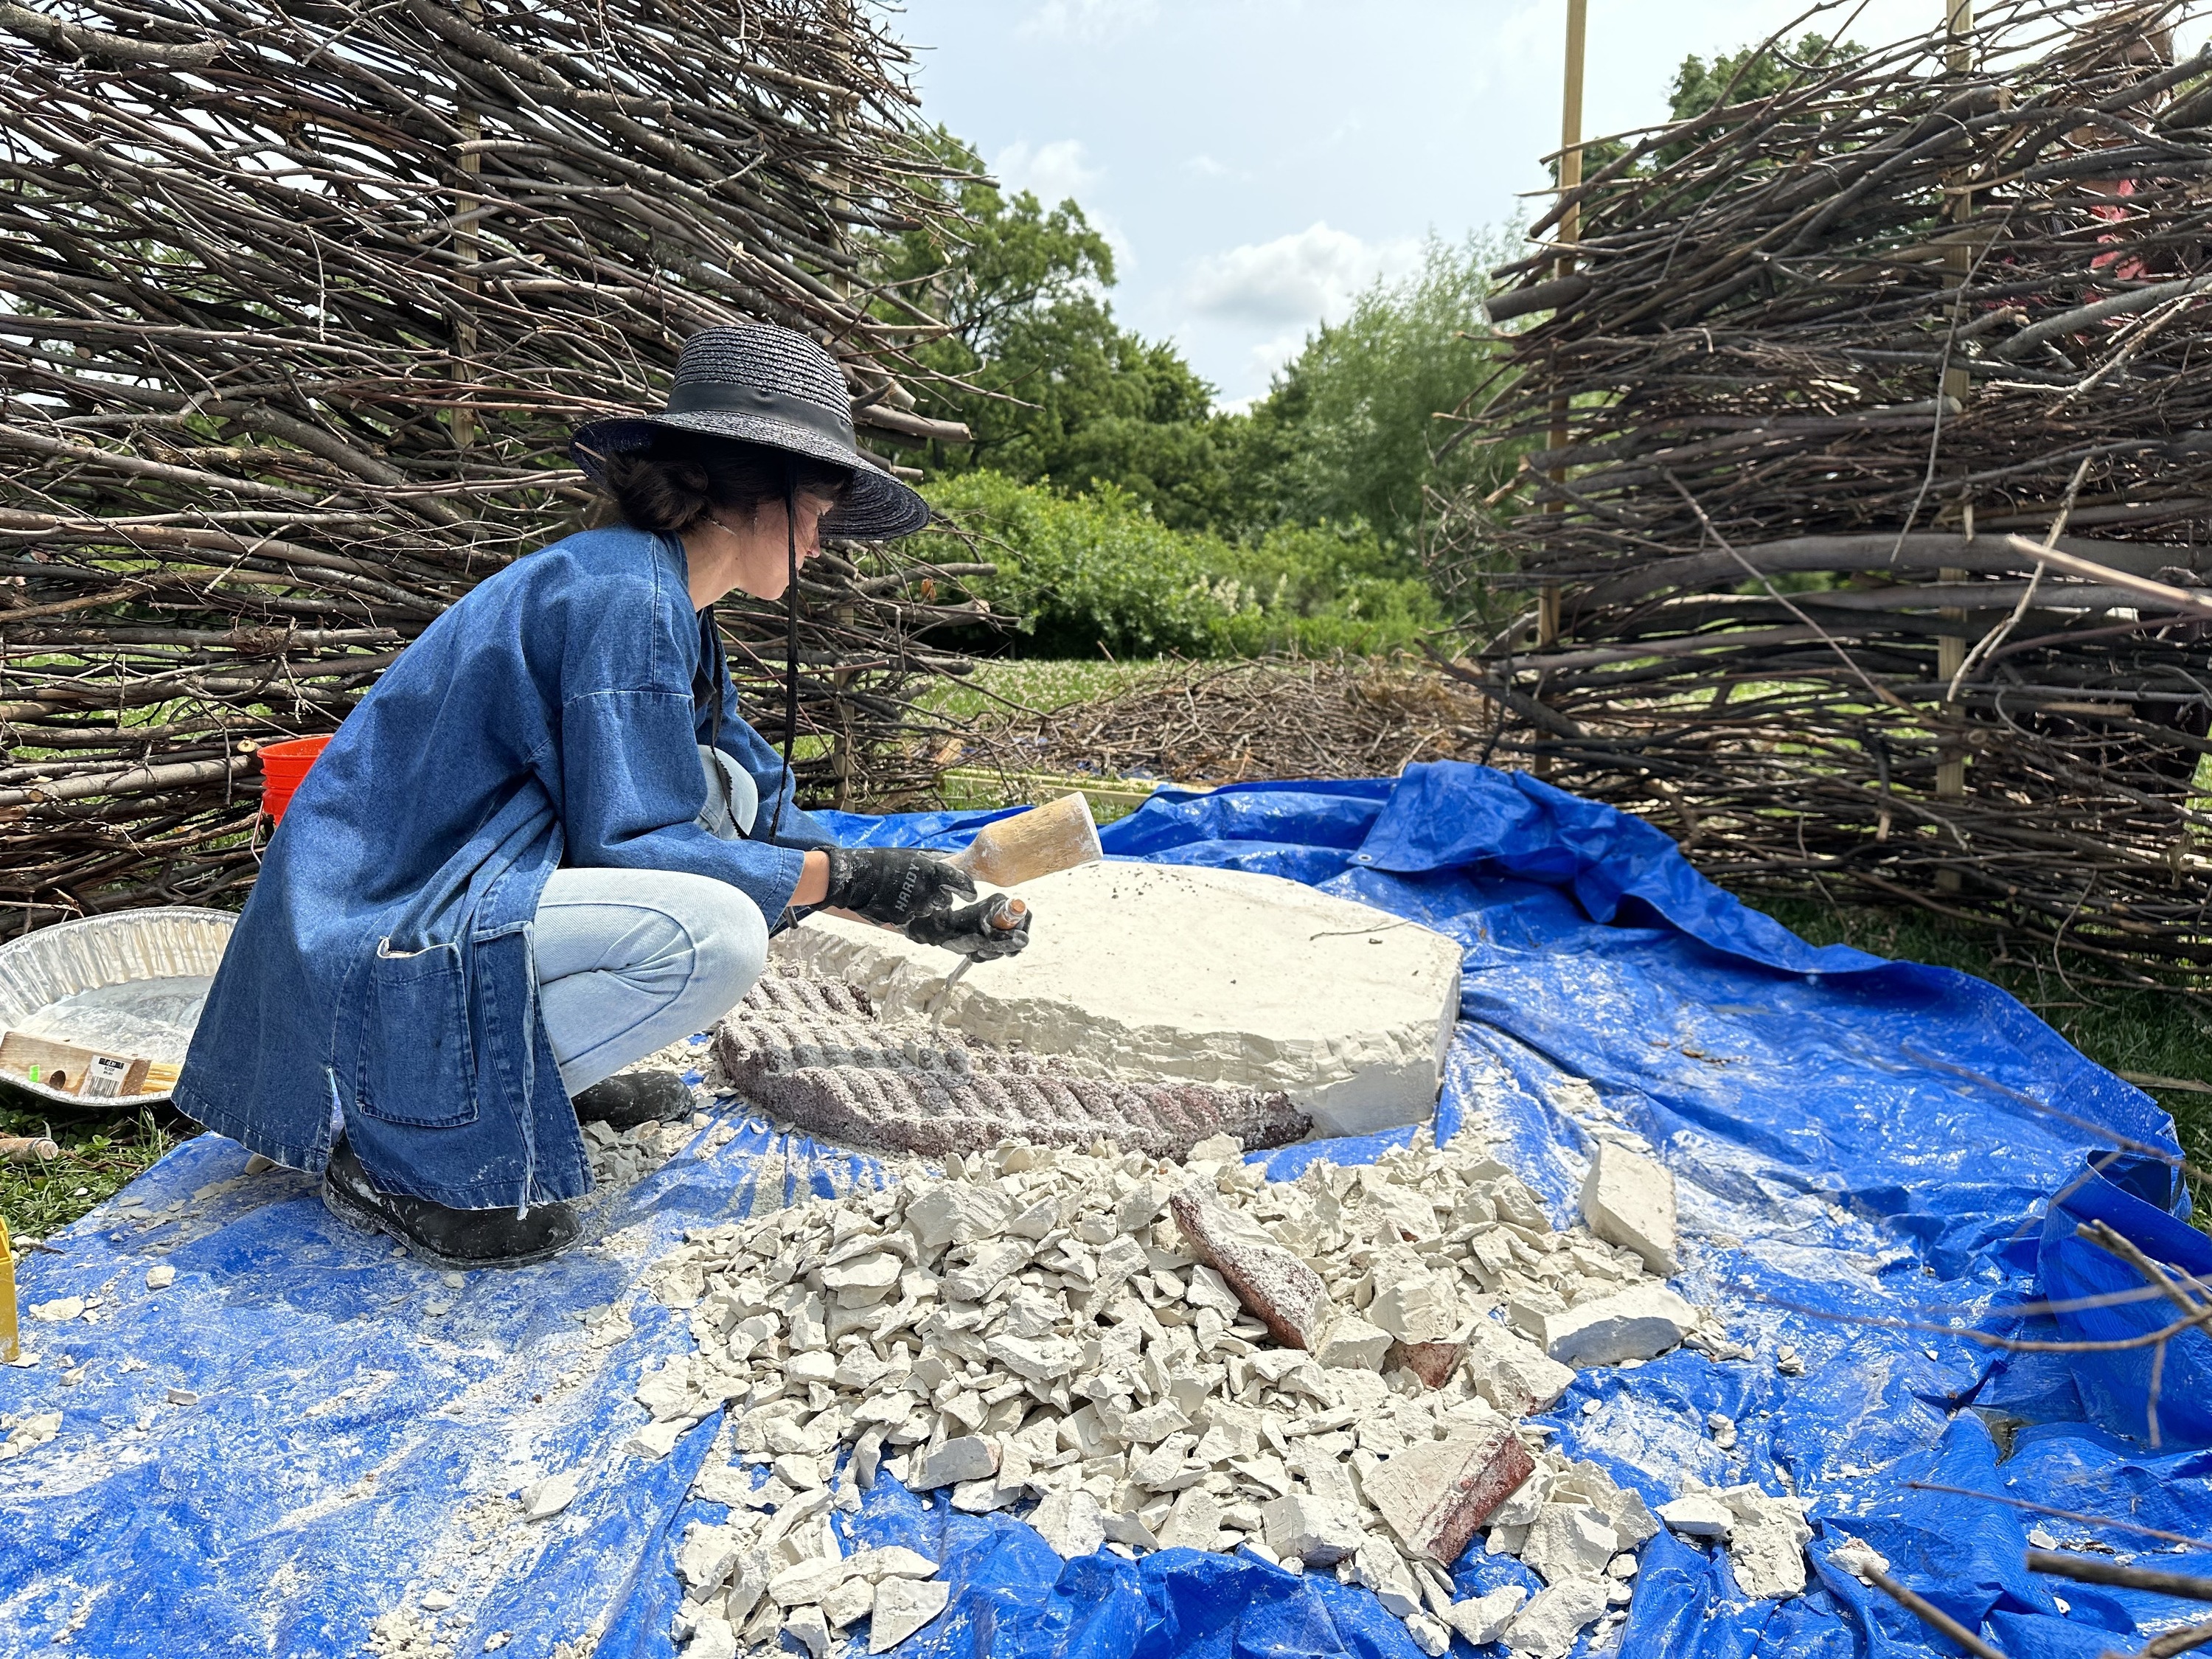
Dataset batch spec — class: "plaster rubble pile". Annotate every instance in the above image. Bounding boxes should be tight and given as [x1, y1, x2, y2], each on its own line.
[640, 1126, 1786, 1659]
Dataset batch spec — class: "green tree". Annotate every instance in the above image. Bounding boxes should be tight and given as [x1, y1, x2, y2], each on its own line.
[872, 131, 1237, 529]
[1550, 32, 1863, 184]
[1234, 233, 1519, 559]
[1656, 33, 1860, 166]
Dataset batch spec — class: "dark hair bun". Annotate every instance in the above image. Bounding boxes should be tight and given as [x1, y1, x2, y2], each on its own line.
[597, 431, 853, 535]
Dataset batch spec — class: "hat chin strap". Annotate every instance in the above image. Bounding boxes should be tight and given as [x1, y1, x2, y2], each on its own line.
[765, 469, 799, 844]
[701, 483, 803, 845]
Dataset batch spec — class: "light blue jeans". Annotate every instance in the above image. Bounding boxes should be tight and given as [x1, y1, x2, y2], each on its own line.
[534, 748, 771, 1094]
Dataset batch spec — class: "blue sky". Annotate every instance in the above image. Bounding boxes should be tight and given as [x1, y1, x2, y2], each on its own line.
[886, 1, 2166, 406]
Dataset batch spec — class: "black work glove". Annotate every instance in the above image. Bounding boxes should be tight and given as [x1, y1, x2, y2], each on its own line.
[821, 846, 973, 928]
[906, 896, 1032, 959]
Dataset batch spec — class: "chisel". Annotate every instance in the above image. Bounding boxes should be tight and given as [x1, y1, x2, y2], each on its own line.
[927, 897, 1027, 1031]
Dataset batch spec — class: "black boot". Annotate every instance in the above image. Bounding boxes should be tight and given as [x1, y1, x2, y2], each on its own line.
[321, 1137, 580, 1269]
[571, 1068, 694, 1130]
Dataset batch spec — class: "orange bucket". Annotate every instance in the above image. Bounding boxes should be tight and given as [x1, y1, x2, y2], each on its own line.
[258, 735, 332, 825]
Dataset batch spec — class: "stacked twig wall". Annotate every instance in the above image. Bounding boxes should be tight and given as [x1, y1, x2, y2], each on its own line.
[0, 0, 985, 927]
[1461, 0, 2212, 993]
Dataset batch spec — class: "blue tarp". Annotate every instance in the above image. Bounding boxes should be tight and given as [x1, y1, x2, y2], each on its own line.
[3, 761, 2206, 1659]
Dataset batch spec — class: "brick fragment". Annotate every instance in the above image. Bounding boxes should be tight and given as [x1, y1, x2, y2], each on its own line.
[1385, 1339, 1464, 1389]
[1362, 1427, 1537, 1565]
[1169, 1182, 1330, 1350]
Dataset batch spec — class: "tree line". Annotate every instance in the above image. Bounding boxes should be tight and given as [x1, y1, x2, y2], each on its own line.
[870, 38, 1829, 660]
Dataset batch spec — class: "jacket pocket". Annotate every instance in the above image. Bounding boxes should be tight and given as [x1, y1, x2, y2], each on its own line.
[355, 939, 479, 1128]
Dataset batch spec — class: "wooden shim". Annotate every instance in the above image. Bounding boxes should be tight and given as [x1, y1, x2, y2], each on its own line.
[0, 1032, 149, 1098]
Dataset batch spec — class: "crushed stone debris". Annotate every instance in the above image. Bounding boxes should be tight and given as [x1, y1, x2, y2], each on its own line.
[644, 1128, 1762, 1658]
[712, 962, 1310, 1162]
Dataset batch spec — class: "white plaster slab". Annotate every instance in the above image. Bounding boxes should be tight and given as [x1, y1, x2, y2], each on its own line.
[772, 862, 1463, 1137]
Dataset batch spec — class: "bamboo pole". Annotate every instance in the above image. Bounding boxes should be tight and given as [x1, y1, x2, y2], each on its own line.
[1935, 0, 1975, 886]
[0, 1214, 16, 1364]
[1537, 0, 1587, 777]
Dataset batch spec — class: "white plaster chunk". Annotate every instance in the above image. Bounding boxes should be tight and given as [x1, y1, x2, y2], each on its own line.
[821, 1575, 875, 1630]
[771, 1555, 853, 1607]
[1032, 1487, 1107, 1559]
[1368, 1270, 1455, 1345]
[1158, 1487, 1224, 1552]
[521, 1471, 580, 1521]
[869, 1578, 951, 1653]
[852, 1546, 940, 1583]
[683, 1617, 737, 1659]
[1405, 1611, 1451, 1656]
[1315, 1316, 1394, 1371]
[1504, 1574, 1611, 1659]
[785, 1604, 830, 1659]
[1261, 1493, 1366, 1567]
[985, 1333, 1083, 1382]
[821, 1252, 901, 1303]
[1466, 1322, 1576, 1417]
[915, 1436, 1000, 1489]
[1722, 1490, 1813, 1600]
[1541, 1284, 1699, 1367]
[678, 1525, 744, 1593]
[1521, 1503, 1618, 1585]
[1657, 1494, 1735, 1539]
[1828, 1535, 1891, 1585]
[773, 863, 1462, 1137]
[1355, 1540, 1425, 1616]
[145, 1265, 176, 1290]
[1579, 1141, 1678, 1276]
[1445, 1586, 1528, 1646]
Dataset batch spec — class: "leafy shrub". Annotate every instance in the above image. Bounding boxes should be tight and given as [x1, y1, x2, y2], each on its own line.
[920, 473, 1447, 659]
[922, 471, 1224, 658]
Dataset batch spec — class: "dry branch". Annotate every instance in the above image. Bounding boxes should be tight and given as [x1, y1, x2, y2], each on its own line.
[1453, 0, 2212, 990]
[0, 0, 985, 924]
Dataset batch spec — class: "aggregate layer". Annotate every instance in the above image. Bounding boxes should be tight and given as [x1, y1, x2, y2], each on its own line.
[712, 962, 1310, 1161]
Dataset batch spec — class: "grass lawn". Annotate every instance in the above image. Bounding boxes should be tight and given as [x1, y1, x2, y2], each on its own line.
[917, 656, 1168, 725]
[7, 659, 2205, 1256]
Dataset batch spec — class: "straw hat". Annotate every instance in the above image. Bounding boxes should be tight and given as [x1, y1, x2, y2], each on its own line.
[570, 324, 931, 540]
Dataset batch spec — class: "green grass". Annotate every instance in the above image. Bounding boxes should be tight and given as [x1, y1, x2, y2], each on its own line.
[917, 657, 1169, 725]
[2, 1099, 187, 1256]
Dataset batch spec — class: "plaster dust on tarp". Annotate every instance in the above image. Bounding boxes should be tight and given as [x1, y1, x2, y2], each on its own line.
[5, 765, 2205, 1659]
[0, 1030, 821, 1659]
[773, 862, 1464, 1138]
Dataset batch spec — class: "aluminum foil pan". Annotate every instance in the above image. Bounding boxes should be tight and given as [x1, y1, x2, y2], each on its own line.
[0, 908, 236, 1109]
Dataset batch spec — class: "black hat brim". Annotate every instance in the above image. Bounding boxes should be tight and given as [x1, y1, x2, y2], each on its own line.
[570, 408, 932, 541]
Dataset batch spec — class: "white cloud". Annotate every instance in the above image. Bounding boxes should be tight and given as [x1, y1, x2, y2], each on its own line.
[991, 138, 1134, 275]
[1185, 222, 1420, 327]
[1183, 153, 1235, 180]
[1015, 0, 1159, 45]
[990, 138, 1102, 207]
[1241, 326, 1320, 391]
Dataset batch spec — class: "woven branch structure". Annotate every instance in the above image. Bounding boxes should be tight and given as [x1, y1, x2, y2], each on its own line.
[1464, 0, 2212, 992]
[0, 0, 984, 926]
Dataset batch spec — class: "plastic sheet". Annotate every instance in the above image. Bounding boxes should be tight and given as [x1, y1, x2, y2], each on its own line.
[4, 760, 2206, 1659]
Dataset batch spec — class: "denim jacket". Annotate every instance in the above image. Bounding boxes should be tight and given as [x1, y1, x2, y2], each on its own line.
[175, 526, 838, 1208]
